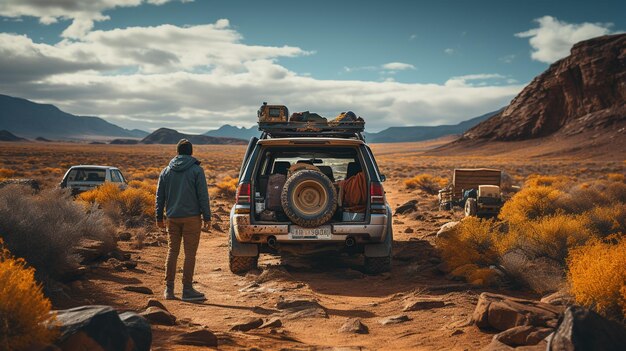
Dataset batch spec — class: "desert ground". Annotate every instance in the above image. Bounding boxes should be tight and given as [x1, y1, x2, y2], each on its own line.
[0, 140, 624, 350]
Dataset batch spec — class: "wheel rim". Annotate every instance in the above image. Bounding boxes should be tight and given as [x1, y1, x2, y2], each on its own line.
[291, 179, 328, 216]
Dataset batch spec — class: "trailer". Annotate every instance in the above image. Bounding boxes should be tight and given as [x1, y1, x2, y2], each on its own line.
[438, 168, 503, 217]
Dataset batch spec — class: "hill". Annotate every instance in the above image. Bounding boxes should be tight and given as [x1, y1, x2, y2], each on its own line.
[364, 110, 501, 143]
[0, 94, 149, 140]
[435, 34, 626, 158]
[204, 124, 259, 140]
[141, 128, 247, 145]
[0, 130, 27, 142]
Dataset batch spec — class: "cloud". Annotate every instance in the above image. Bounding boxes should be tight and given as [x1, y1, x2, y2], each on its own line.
[499, 54, 516, 64]
[0, 20, 522, 133]
[0, 0, 186, 38]
[381, 62, 415, 71]
[444, 48, 455, 55]
[409, 34, 417, 41]
[516, 16, 614, 63]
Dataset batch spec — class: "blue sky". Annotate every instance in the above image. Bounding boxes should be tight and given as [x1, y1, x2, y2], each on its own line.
[0, 0, 624, 133]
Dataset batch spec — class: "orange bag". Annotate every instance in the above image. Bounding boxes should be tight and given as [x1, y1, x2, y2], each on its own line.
[341, 172, 366, 213]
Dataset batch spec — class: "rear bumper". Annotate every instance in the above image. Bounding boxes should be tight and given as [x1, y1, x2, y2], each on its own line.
[232, 213, 389, 244]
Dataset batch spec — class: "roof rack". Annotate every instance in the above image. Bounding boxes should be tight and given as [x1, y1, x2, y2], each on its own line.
[258, 121, 366, 140]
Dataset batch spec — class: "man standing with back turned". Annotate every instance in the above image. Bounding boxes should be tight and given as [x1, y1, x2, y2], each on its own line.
[156, 139, 210, 301]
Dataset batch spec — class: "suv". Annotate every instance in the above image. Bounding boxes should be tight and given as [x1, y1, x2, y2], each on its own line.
[229, 117, 392, 274]
[60, 165, 127, 194]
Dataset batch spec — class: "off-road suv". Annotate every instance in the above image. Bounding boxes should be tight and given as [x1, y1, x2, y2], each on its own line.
[228, 116, 392, 274]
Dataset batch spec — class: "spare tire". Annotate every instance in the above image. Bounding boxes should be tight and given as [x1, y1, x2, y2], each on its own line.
[281, 169, 337, 227]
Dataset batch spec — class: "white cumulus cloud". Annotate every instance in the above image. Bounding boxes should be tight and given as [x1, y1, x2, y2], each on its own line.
[381, 62, 415, 71]
[516, 16, 614, 63]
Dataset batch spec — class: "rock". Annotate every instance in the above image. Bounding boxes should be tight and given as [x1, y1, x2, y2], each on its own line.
[117, 232, 132, 241]
[395, 200, 418, 215]
[54, 305, 134, 351]
[139, 307, 176, 326]
[111, 250, 131, 261]
[549, 305, 626, 351]
[122, 260, 138, 270]
[436, 221, 459, 239]
[493, 325, 553, 347]
[118, 312, 152, 351]
[404, 227, 414, 233]
[74, 239, 109, 264]
[540, 290, 574, 306]
[380, 314, 411, 325]
[211, 222, 223, 232]
[403, 298, 446, 312]
[123, 286, 153, 295]
[230, 317, 264, 332]
[145, 299, 168, 311]
[462, 34, 626, 141]
[255, 266, 292, 283]
[260, 317, 282, 329]
[173, 329, 218, 347]
[472, 293, 563, 331]
[276, 297, 328, 319]
[339, 318, 369, 334]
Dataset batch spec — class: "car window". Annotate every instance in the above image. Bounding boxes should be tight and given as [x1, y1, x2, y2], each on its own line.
[68, 168, 106, 182]
[116, 170, 126, 183]
[267, 147, 360, 182]
[110, 170, 122, 182]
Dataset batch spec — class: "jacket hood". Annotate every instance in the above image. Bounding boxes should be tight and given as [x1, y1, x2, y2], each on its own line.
[169, 155, 199, 172]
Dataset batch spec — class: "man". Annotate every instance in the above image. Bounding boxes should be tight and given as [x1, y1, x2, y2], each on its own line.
[156, 139, 210, 301]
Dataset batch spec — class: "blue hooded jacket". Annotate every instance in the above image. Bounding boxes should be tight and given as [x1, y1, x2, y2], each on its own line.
[155, 155, 210, 221]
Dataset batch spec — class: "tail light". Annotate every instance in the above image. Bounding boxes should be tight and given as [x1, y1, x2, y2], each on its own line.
[370, 182, 385, 205]
[235, 182, 251, 204]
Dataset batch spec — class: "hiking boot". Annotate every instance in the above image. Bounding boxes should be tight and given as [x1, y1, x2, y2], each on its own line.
[164, 284, 175, 300]
[182, 285, 206, 301]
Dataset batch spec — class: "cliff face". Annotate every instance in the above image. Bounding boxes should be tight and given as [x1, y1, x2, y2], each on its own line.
[463, 34, 626, 141]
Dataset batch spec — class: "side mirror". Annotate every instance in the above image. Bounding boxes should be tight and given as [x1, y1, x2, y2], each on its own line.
[380, 174, 386, 182]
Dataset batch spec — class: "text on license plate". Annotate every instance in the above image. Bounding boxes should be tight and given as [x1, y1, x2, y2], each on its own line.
[289, 226, 332, 239]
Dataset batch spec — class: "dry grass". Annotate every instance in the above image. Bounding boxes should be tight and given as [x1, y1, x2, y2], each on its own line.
[214, 176, 238, 197]
[568, 237, 626, 320]
[404, 173, 448, 194]
[0, 240, 58, 350]
[78, 183, 153, 224]
[0, 185, 115, 280]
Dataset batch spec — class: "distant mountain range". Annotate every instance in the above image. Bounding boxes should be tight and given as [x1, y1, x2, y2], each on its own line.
[204, 125, 259, 140]
[363, 110, 501, 143]
[0, 130, 26, 142]
[0, 94, 148, 140]
[141, 128, 247, 145]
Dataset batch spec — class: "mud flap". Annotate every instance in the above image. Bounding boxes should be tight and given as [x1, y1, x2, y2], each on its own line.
[364, 206, 393, 258]
[229, 225, 258, 257]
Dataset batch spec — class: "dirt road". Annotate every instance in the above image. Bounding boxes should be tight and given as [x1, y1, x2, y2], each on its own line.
[54, 177, 509, 350]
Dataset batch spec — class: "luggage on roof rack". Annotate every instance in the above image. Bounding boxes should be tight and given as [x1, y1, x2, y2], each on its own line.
[257, 103, 365, 139]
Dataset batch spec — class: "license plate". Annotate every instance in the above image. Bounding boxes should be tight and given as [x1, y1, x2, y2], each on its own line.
[289, 226, 332, 240]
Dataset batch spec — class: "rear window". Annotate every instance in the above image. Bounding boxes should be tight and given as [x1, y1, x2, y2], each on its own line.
[110, 170, 124, 182]
[68, 168, 106, 182]
[269, 108, 282, 117]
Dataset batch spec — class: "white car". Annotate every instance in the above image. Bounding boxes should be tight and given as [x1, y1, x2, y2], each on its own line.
[60, 165, 127, 194]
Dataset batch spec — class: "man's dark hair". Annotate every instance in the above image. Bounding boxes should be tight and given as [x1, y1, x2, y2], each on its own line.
[177, 139, 193, 155]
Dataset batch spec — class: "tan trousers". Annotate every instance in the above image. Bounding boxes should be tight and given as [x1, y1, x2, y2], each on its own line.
[165, 215, 201, 287]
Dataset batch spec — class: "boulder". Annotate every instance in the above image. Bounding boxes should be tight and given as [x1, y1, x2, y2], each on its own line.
[436, 221, 459, 239]
[493, 325, 552, 347]
[118, 312, 152, 351]
[54, 305, 134, 351]
[276, 297, 328, 319]
[339, 318, 369, 334]
[172, 329, 218, 347]
[472, 293, 562, 331]
[74, 239, 109, 264]
[395, 200, 418, 215]
[549, 305, 626, 351]
[403, 298, 446, 312]
[139, 307, 176, 326]
[379, 314, 411, 325]
[260, 317, 282, 329]
[230, 317, 264, 332]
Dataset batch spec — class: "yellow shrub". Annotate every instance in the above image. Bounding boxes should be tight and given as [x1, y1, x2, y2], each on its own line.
[584, 206, 626, 237]
[436, 217, 500, 271]
[0, 168, 16, 180]
[128, 179, 157, 194]
[606, 173, 625, 182]
[509, 214, 595, 264]
[78, 182, 122, 204]
[404, 173, 448, 194]
[524, 174, 572, 188]
[568, 237, 626, 319]
[0, 240, 57, 350]
[79, 182, 153, 219]
[215, 176, 238, 196]
[499, 186, 563, 224]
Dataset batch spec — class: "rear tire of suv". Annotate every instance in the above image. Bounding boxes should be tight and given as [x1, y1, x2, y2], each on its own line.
[281, 170, 337, 228]
[228, 233, 258, 274]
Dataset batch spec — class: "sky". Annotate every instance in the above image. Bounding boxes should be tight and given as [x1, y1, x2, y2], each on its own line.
[0, 0, 624, 133]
